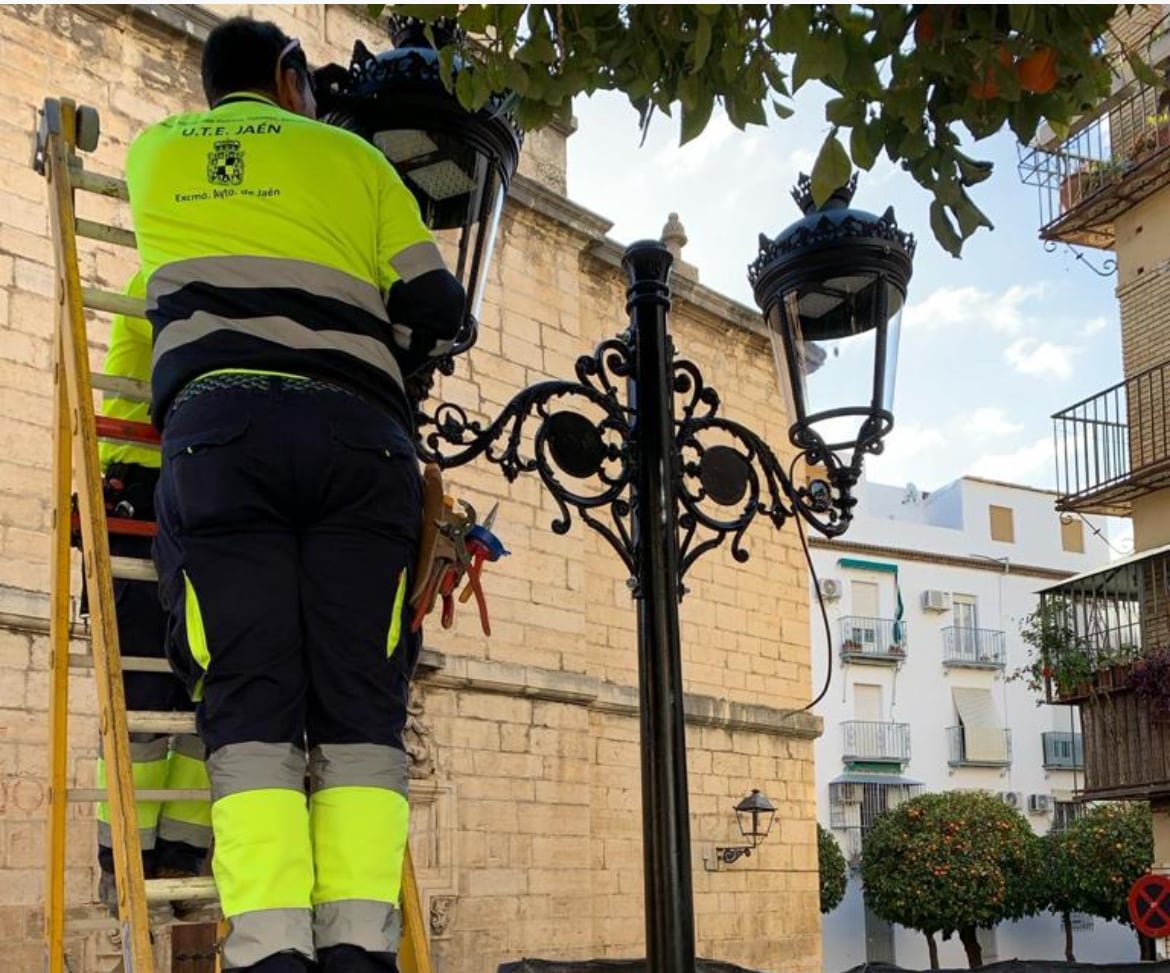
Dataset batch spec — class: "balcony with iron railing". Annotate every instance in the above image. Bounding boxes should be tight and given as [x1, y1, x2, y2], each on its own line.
[1042, 731, 1085, 770]
[942, 627, 1006, 669]
[1039, 545, 1170, 704]
[839, 616, 907, 665]
[841, 721, 911, 766]
[1018, 69, 1170, 250]
[1052, 357, 1170, 516]
[947, 726, 1012, 768]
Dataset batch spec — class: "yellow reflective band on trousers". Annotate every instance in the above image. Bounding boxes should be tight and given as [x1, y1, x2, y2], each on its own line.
[96, 750, 168, 838]
[212, 788, 313, 916]
[310, 785, 409, 905]
[183, 570, 211, 688]
[386, 567, 407, 659]
[159, 746, 213, 847]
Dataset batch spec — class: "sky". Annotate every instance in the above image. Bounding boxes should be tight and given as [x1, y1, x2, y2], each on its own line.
[563, 83, 1124, 503]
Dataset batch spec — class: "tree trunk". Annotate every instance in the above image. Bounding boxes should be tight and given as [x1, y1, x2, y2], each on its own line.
[926, 931, 940, 970]
[1139, 930, 1157, 961]
[959, 925, 983, 968]
[1062, 911, 1076, 962]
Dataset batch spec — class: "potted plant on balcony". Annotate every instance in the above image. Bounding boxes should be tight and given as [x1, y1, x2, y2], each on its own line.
[1059, 157, 1129, 213]
[1128, 646, 1170, 720]
[1011, 603, 1098, 703]
[1129, 111, 1170, 162]
[842, 638, 863, 652]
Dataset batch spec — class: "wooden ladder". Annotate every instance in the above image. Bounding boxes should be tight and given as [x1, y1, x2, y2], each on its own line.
[35, 96, 433, 973]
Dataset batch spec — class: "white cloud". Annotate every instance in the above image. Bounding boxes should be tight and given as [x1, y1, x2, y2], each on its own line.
[1004, 337, 1079, 381]
[902, 282, 1048, 334]
[969, 437, 1055, 487]
[652, 111, 737, 179]
[962, 407, 1024, 438]
[1082, 315, 1110, 337]
[787, 148, 816, 173]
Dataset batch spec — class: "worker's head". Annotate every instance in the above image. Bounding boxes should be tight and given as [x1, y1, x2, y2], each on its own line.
[201, 17, 317, 119]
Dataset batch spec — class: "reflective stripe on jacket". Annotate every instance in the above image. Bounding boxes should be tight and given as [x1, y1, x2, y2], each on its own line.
[126, 93, 445, 429]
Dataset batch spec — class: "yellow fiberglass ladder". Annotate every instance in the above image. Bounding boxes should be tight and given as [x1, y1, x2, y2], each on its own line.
[34, 96, 434, 973]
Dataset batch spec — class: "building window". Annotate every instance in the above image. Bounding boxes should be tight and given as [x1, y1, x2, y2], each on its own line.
[1061, 517, 1085, 553]
[1052, 800, 1084, 834]
[989, 505, 1015, 543]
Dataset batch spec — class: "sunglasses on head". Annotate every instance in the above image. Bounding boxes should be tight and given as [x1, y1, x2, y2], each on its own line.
[276, 37, 315, 97]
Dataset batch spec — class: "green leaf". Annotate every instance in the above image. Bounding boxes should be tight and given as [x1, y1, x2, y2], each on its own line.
[692, 16, 713, 72]
[455, 68, 476, 109]
[681, 89, 715, 144]
[810, 131, 852, 206]
[850, 123, 877, 170]
[953, 192, 994, 238]
[1127, 52, 1162, 89]
[955, 151, 994, 186]
[930, 199, 963, 258]
[768, 5, 813, 52]
[773, 99, 795, 120]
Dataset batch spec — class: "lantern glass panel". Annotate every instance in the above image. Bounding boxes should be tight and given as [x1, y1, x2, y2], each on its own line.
[768, 273, 904, 454]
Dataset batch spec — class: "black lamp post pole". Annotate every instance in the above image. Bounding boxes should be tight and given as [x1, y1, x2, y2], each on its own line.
[623, 240, 697, 973]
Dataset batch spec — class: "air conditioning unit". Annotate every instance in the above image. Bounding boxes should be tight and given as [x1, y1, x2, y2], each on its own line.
[1000, 791, 1022, 808]
[818, 578, 843, 601]
[1029, 794, 1052, 814]
[921, 589, 952, 613]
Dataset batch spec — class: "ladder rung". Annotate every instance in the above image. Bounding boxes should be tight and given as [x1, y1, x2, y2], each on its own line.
[82, 286, 146, 318]
[145, 876, 218, 904]
[72, 512, 158, 538]
[110, 556, 158, 582]
[73, 168, 129, 201]
[93, 372, 151, 402]
[68, 788, 211, 802]
[95, 415, 160, 446]
[128, 711, 197, 734]
[75, 217, 135, 248]
[69, 653, 173, 673]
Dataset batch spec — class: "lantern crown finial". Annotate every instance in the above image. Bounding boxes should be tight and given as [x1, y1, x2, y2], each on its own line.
[387, 15, 461, 51]
[791, 172, 858, 216]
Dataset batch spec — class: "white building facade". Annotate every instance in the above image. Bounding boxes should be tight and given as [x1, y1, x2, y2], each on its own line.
[813, 475, 1137, 970]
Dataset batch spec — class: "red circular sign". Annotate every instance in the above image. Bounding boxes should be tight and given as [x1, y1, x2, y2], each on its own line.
[1129, 874, 1170, 938]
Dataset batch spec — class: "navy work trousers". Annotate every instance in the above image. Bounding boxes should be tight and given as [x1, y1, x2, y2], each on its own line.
[153, 378, 421, 973]
[153, 379, 421, 753]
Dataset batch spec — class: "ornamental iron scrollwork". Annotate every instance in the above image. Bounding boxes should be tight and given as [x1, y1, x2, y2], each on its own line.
[417, 325, 858, 594]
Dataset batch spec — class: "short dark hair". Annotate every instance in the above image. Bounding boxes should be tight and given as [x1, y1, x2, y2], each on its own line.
[201, 17, 309, 107]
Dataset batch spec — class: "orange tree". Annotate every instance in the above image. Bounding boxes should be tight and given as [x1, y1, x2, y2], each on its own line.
[819, 823, 848, 914]
[373, 5, 1159, 254]
[1059, 802, 1154, 958]
[860, 791, 1042, 968]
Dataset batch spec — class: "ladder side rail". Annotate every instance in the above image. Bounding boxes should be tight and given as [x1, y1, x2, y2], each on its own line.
[41, 97, 156, 973]
[45, 275, 73, 973]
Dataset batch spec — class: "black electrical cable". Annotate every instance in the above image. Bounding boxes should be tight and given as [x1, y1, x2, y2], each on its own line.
[789, 453, 836, 711]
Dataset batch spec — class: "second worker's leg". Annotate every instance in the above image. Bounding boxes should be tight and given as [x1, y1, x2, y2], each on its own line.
[301, 392, 421, 973]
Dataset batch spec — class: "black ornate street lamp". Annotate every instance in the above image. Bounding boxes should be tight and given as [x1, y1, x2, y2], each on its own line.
[750, 175, 914, 483]
[320, 20, 915, 973]
[314, 17, 523, 394]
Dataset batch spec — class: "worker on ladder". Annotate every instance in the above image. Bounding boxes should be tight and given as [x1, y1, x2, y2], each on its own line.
[125, 16, 464, 973]
[94, 270, 213, 917]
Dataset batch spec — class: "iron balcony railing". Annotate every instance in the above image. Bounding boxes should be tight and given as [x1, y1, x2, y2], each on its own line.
[1052, 358, 1170, 516]
[1042, 731, 1085, 770]
[841, 721, 911, 764]
[1018, 56, 1170, 249]
[1039, 545, 1170, 703]
[942, 627, 1006, 669]
[947, 726, 1012, 768]
[839, 616, 907, 663]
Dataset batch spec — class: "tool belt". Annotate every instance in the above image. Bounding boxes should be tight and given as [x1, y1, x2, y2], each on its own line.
[409, 464, 508, 637]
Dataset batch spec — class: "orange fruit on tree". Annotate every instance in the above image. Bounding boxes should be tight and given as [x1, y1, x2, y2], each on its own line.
[969, 46, 1013, 100]
[1017, 47, 1058, 93]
